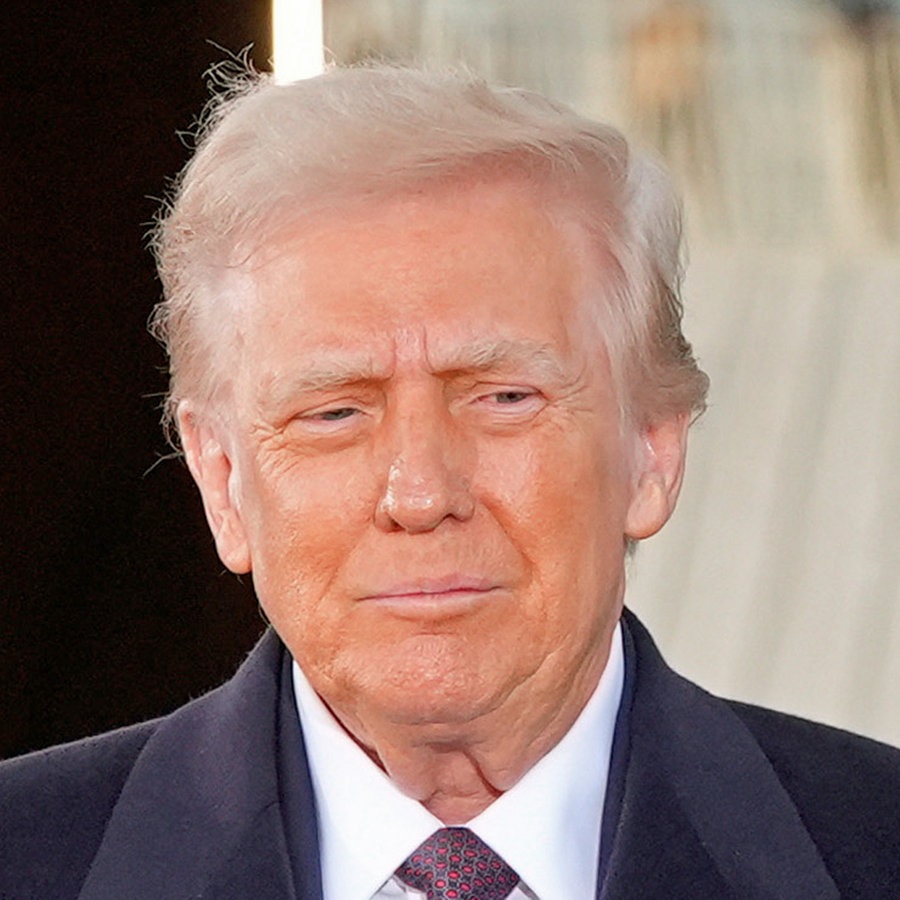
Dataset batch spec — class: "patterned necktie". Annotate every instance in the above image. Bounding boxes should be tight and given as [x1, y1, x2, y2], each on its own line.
[395, 827, 520, 900]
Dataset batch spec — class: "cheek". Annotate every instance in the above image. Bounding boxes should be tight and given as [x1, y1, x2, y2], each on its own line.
[480, 422, 629, 545]
[477, 426, 630, 628]
[242, 453, 378, 624]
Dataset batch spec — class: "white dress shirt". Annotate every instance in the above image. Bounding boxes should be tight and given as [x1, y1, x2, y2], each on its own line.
[291, 623, 624, 900]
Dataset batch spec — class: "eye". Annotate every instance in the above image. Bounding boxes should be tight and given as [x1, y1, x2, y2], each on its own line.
[479, 388, 540, 407]
[315, 407, 357, 421]
[492, 390, 534, 404]
[290, 405, 363, 433]
[470, 387, 545, 422]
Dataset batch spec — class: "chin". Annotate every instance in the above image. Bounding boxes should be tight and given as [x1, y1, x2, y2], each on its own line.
[344, 638, 511, 727]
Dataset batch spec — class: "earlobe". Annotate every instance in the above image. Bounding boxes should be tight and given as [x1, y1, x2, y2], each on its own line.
[624, 414, 690, 541]
[177, 402, 252, 574]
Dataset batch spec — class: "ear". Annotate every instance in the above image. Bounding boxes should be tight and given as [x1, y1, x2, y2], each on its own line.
[177, 401, 252, 574]
[625, 413, 690, 541]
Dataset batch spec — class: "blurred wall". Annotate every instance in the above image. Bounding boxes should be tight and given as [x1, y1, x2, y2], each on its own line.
[1, 2, 271, 759]
[324, 0, 900, 745]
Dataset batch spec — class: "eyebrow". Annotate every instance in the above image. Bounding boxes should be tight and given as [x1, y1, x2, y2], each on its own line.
[431, 338, 570, 383]
[259, 354, 386, 412]
[259, 338, 570, 411]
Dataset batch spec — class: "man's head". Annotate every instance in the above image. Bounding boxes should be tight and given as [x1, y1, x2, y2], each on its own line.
[152, 64, 707, 432]
[151, 65, 708, 783]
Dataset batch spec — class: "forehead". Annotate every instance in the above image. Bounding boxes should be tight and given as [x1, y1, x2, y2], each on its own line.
[203, 178, 626, 424]
[242, 179, 596, 345]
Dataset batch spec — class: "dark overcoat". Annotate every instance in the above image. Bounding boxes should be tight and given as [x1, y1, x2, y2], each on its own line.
[2, 611, 898, 899]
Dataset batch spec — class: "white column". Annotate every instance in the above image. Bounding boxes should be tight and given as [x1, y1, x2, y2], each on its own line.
[273, 0, 324, 83]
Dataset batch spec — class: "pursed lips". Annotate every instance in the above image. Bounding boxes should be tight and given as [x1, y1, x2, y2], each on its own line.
[358, 574, 500, 606]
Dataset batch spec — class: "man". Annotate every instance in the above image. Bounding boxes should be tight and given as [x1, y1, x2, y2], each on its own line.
[1, 64, 898, 899]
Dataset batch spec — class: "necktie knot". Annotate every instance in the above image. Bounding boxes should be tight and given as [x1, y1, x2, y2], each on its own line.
[395, 827, 520, 900]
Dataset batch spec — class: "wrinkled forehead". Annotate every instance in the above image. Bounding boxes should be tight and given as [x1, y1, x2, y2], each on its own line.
[193, 174, 624, 415]
[249, 175, 613, 313]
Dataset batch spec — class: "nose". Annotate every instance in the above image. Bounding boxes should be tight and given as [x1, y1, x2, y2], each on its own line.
[374, 399, 475, 534]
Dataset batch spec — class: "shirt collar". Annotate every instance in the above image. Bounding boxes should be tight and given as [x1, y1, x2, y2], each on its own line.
[292, 623, 624, 900]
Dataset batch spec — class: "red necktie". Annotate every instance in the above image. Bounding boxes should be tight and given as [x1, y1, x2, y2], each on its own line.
[395, 827, 520, 899]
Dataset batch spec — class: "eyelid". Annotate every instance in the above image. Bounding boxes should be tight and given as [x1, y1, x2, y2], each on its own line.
[292, 386, 378, 419]
[470, 386, 546, 417]
[289, 403, 365, 430]
[477, 385, 541, 400]
[305, 406, 358, 420]
[488, 388, 538, 403]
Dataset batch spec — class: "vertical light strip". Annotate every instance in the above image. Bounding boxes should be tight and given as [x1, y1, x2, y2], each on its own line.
[273, 0, 324, 84]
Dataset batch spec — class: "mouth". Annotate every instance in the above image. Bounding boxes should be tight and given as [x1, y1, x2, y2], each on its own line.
[358, 576, 501, 614]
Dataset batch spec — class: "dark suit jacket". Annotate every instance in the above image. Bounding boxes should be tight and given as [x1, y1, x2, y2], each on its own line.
[2, 611, 898, 899]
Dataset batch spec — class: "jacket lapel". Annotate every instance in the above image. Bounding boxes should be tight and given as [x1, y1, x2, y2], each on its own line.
[600, 612, 839, 899]
[78, 631, 317, 900]
[75, 609, 841, 899]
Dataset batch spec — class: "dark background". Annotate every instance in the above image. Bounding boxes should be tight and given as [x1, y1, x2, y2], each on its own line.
[1, 2, 274, 759]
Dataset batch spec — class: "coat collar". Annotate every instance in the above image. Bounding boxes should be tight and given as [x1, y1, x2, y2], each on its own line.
[600, 611, 839, 899]
[77, 613, 840, 900]
[78, 630, 310, 900]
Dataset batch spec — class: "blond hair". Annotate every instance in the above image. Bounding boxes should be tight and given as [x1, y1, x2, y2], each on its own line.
[150, 63, 708, 435]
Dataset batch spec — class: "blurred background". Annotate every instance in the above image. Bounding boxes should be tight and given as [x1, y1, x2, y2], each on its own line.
[324, 0, 900, 747]
[2, 0, 897, 758]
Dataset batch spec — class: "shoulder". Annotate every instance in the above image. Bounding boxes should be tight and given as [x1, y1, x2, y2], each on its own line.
[622, 611, 900, 895]
[729, 700, 900, 896]
[0, 634, 286, 899]
[0, 719, 158, 899]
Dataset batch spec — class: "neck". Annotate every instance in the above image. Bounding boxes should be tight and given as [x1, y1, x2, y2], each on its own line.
[324, 634, 614, 823]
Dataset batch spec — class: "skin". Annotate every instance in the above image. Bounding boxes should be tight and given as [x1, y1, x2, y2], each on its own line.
[180, 178, 688, 823]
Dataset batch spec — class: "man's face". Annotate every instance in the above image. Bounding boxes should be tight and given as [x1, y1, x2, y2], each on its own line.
[184, 179, 684, 736]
